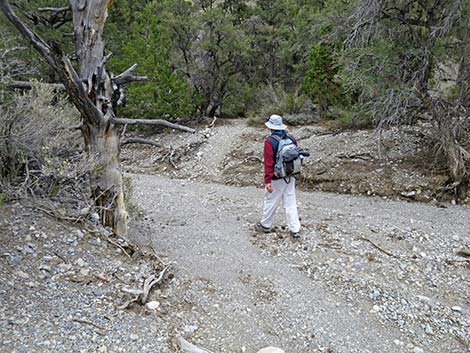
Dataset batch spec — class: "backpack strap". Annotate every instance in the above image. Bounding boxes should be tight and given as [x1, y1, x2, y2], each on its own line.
[268, 135, 282, 156]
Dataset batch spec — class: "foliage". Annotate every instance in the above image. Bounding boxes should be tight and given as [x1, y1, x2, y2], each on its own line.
[109, 4, 196, 121]
[302, 43, 342, 119]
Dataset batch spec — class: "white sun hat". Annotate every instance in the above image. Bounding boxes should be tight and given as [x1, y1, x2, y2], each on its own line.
[265, 114, 287, 130]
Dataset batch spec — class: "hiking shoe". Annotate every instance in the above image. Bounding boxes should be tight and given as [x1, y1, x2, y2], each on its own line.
[255, 223, 272, 233]
[290, 231, 300, 239]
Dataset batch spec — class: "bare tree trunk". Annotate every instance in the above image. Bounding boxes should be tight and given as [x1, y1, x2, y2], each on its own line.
[0, 0, 195, 236]
[70, 0, 128, 235]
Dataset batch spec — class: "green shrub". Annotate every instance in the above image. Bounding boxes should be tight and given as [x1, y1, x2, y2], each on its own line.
[302, 43, 343, 119]
[111, 5, 197, 121]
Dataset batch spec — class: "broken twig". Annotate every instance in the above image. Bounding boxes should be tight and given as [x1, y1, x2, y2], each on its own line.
[358, 237, 396, 258]
[72, 318, 107, 336]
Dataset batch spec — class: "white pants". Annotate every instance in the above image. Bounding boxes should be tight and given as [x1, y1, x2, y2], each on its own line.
[260, 178, 300, 233]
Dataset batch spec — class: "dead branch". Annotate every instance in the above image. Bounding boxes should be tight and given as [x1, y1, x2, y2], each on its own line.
[119, 264, 171, 309]
[0, 0, 55, 67]
[105, 235, 132, 259]
[337, 152, 373, 160]
[140, 264, 170, 304]
[121, 137, 162, 148]
[34, 204, 84, 223]
[176, 335, 215, 353]
[457, 248, 470, 258]
[357, 236, 397, 258]
[7, 80, 65, 91]
[72, 318, 107, 336]
[37, 6, 70, 13]
[207, 116, 217, 128]
[117, 295, 140, 310]
[113, 64, 148, 85]
[112, 117, 196, 133]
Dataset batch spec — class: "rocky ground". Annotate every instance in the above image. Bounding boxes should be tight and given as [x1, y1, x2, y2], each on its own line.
[129, 174, 469, 353]
[121, 118, 469, 205]
[1, 118, 469, 353]
[0, 202, 190, 353]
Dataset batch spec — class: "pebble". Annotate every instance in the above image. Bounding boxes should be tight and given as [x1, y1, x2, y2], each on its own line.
[393, 339, 403, 346]
[451, 306, 462, 312]
[413, 347, 424, 353]
[58, 263, 73, 272]
[76, 258, 86, 267]
[183, 324, 198, 334]
[39, 265, 52, 272]
[424, 324, 433, 335]
[145, 301, 160, 310]
[15, 271, 29, 279]
[130, 334, 139, 341]
[256, 347, 285, 353]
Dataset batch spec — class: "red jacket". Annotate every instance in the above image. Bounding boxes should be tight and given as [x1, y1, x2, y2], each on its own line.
[263, 133, 297, 184]
[264, 138, 276, 184]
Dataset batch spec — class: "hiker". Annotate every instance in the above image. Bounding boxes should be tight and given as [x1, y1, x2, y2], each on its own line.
[255, 114, 302, 238]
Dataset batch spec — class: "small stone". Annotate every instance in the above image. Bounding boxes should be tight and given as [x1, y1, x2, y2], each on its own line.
[145, 301, 160, 310]
[80, 207, 90, 216]
[79, 268, 90, 276]
[15, 271, 29, 279]
[401, 191, 416, 198]
[413, 347, 424, 353]
[416, 295, 430, 302]
[58, 263, 73, 272]
[25, 234, 32, 242]
[97, 346, 108, 353]
[39, 265, 51, 272]
[451, 306, 462, 312]
[93, 288, 104, 297]
[76, 258, 86, 267]
[393, 339, 403, 346]
[256, 347, 285, 353]
[130, 334, 139, 341]
[424, 324, 433, 335]
[183, 324, 198, 334]
[370, 305, 380, 313]
[90, 213, 100, 223]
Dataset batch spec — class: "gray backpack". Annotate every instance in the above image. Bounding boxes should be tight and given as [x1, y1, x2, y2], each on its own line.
[271, 135, 302, 178]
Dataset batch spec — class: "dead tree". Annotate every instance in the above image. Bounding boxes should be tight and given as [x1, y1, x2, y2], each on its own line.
[0, 0, 195, 236]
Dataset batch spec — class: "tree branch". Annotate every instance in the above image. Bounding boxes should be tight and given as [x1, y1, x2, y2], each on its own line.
[7, 80, 65, 91]
[113, 64, 148, 85]
[112, 118, 196, 133]
[37, 6, 71, 14]
[120, 137, 162, 147]
[0, 0, 55, 67]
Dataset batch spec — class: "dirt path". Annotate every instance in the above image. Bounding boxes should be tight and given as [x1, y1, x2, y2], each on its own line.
[132, 174, 470, 353]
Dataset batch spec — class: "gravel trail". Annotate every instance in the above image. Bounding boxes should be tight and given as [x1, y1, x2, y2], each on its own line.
[132, 174, 470, 353]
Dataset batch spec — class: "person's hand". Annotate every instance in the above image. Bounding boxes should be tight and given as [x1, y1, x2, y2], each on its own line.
[266, 183, 273, 193]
